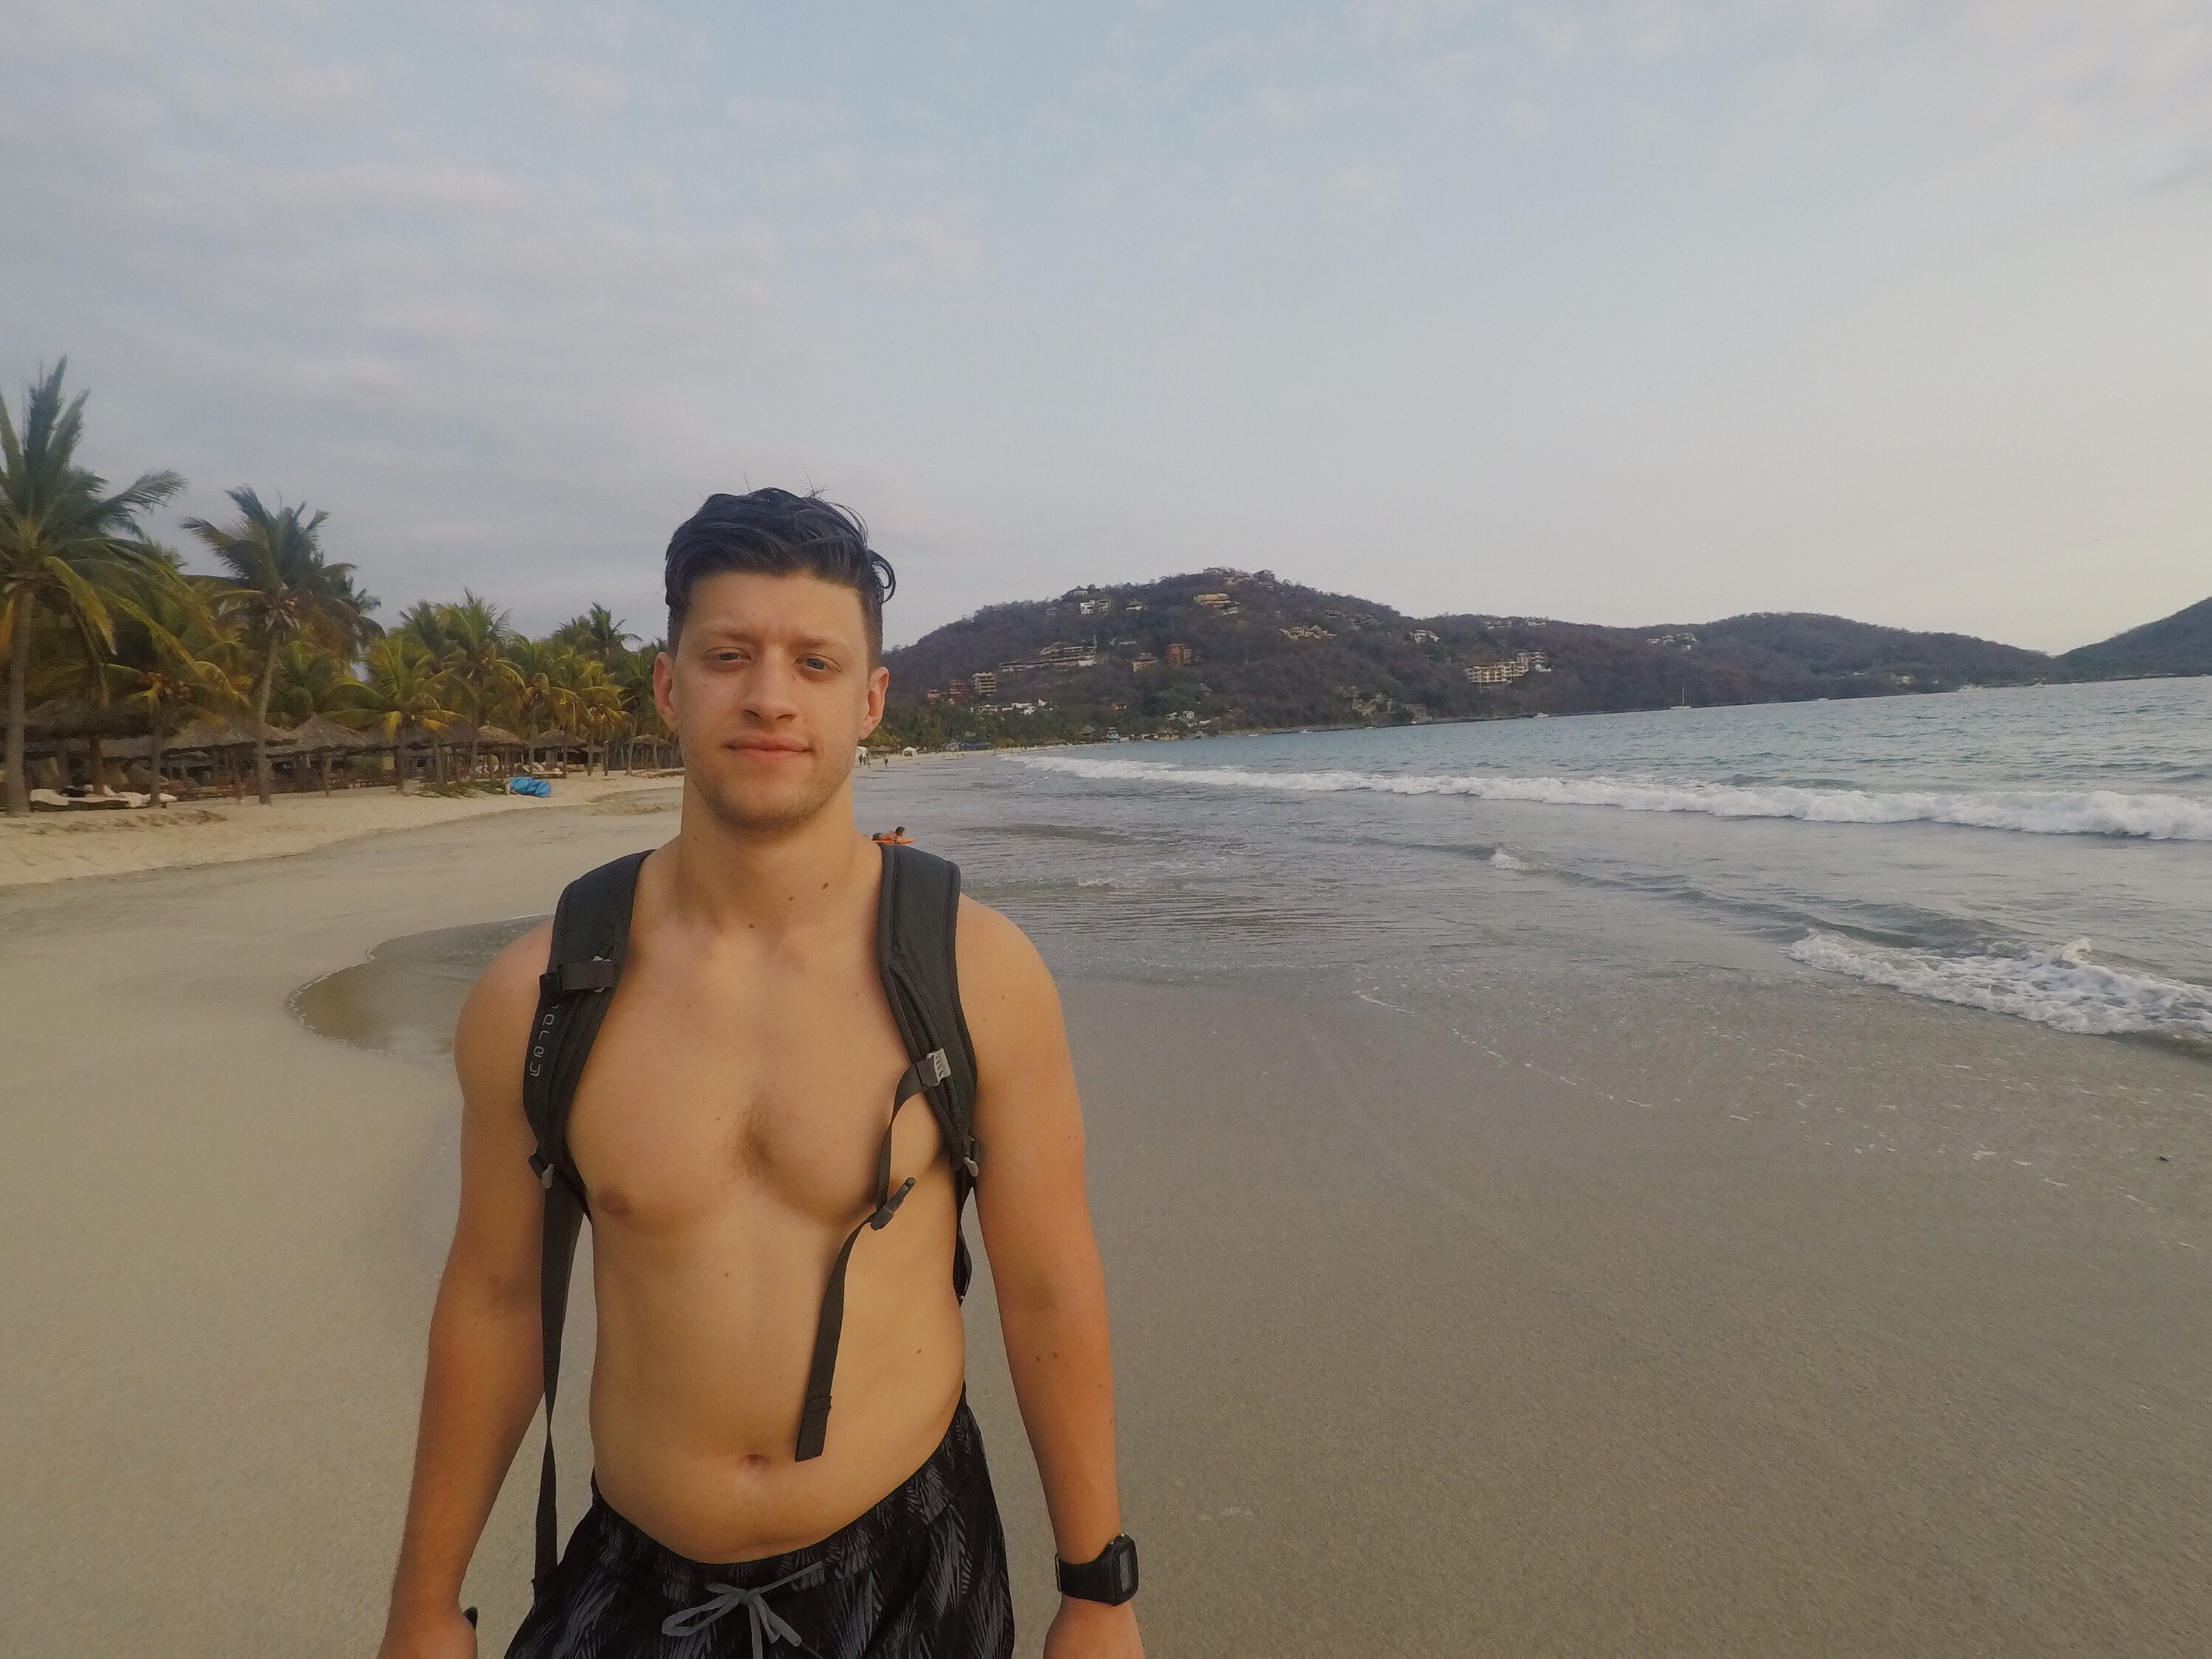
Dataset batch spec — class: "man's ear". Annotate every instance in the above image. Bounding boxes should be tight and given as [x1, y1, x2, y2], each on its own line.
[653, 649, 678, 728]
[860, 663, 890, 738]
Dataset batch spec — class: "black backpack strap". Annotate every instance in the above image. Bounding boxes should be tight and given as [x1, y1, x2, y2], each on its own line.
[877, 842, 981, 1208]
[790, 843, 980, 1461]
[518, 849, 648, 1594]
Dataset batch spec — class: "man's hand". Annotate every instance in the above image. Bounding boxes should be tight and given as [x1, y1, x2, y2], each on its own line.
[375, 1602, 477, 1659]
[1043, 1597, 1144, 1658]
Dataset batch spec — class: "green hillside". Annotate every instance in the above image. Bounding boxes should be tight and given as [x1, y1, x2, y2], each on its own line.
[877, 570, 2129, 748]
[2062, 597, 2212, 680]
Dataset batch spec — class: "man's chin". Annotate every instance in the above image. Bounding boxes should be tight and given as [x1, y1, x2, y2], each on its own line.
[686, 767, 845, 835]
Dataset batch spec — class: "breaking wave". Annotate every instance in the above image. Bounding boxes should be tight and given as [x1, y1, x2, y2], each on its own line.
[1786, 932, 2212, 1040]
[1018, 756, 2212, 840]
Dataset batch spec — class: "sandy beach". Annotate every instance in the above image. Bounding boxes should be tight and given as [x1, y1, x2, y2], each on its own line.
[0, 771, 686, 888]
[5, 775, 2208, 1657]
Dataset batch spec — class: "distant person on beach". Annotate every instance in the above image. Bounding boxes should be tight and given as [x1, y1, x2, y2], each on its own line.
[378, 490, 1141, 1659]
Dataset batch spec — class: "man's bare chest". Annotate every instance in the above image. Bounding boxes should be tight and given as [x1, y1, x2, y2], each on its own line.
[566, 951, 933, 1231]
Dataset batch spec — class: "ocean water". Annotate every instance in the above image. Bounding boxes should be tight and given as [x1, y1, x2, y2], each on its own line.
[874, 678, 2212, 1052]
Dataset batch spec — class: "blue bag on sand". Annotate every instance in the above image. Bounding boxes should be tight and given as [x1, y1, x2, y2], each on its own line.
[507, 776, 552, 798]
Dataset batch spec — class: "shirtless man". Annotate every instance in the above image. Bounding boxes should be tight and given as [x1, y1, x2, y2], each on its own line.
[377, 491, 1143, 1658]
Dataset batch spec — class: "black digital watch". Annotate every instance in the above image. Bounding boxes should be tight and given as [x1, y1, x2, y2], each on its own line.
[1056, 1534, 1140, 1605]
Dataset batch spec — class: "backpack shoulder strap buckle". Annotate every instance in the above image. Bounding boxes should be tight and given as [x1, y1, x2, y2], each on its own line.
[544, 958, 619, 996]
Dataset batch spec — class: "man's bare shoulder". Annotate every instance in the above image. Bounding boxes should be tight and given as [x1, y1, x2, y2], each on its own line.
[953, 894, 1056, 1001]
[453, 919, 554, 1091]
[953, 895, 1068, 1077]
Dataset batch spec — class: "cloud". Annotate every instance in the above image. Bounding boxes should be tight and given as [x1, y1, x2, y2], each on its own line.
[1321, 161, 1403, 209]
[1495, 96, 1548, 144]
[1350, 0, 1482, 45]
[508, 55, 628, 119]
[847, 210, 985, 282]
[1411, 47, 1486, 103]
[1514, 6, 1584, 62]
[1251, 83, 1366, 127]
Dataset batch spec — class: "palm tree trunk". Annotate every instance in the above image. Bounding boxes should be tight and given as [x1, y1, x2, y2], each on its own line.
[149, 714, 167, 810]
[253, 642, 278, 805]
[394, 723, 410, 793]
[5, 591, 35, 816]
[89, 732, 108, 793]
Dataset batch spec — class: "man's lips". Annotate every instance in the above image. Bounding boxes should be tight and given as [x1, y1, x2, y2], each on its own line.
[726, 736, 810, 757]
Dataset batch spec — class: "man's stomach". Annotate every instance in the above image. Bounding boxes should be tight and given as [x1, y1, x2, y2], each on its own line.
[583, 1201, 969, 1562]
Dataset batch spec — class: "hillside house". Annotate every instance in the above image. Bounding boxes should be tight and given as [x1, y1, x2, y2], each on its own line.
[1464, 650, 1551, 686]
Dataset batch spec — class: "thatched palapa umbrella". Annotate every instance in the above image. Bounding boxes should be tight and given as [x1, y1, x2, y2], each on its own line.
[275, 713, 372, 796]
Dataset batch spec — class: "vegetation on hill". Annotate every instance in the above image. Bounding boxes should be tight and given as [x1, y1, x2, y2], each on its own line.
[2062, 597, 2212, 681]
[879, 571, 2200, 747]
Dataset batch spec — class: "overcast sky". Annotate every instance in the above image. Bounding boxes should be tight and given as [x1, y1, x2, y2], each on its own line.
[4, 1, 2208, 651]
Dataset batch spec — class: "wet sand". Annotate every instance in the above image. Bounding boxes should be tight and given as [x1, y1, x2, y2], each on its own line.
[4, 790, 2208, 1655]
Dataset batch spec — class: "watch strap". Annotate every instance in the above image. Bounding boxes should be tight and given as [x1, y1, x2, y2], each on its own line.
[1056, 1534, 1139, 1605]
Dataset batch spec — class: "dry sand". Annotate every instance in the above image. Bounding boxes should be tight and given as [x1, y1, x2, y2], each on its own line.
[4, 793, 2208, 1656]
[0, 771, 683, 887]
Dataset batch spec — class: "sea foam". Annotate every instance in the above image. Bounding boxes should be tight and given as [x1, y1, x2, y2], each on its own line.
[1786, 932, 2212, 1040]
[1018, 756, 2212, 840]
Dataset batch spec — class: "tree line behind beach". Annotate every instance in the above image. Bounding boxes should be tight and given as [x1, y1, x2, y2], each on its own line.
[2, 363, 675, 817]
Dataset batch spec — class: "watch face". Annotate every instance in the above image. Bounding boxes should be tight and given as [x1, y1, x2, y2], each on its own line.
[1107, 1537, 1138, 1599]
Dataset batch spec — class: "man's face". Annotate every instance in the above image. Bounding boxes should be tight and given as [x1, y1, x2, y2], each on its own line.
[654, 570, 888, 835]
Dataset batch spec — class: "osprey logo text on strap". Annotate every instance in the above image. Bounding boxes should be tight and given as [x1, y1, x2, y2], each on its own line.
[515, 842, 981, 1597]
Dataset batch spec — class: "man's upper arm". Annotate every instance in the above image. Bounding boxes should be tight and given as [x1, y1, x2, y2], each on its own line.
[958, 898, 1093, 1300]
[445, 922, 554, 1304]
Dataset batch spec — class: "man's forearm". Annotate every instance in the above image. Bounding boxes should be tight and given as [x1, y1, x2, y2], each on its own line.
[387, 1284, 545, 1615]
[998, 1276, 1122, 1562]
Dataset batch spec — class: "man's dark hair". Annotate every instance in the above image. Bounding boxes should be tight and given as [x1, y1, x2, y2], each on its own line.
[664, 488, 896, 659]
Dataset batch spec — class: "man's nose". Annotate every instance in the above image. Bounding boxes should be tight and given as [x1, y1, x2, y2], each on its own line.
[741, 657, 803, 719]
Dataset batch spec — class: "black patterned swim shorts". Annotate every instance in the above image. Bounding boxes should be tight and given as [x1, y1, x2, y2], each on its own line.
[504, 1397, 1014, 1658]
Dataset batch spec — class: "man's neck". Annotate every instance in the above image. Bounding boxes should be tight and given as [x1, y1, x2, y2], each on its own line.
[666, 782, 874, 937]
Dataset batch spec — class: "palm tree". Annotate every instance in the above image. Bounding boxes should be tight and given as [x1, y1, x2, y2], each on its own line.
[499, 636, 566, 758]
[436, 591, 519, 779]
[1, 361, 184, 815]
[267, 636, 357, 724]
[395, 599, 455, 661]
[608, 643, 660, 771]
[113, 563, 243, 807]
[184, 487, 376, 804]
[555, 604, 634, 667]
[338, 637, 457, 793]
